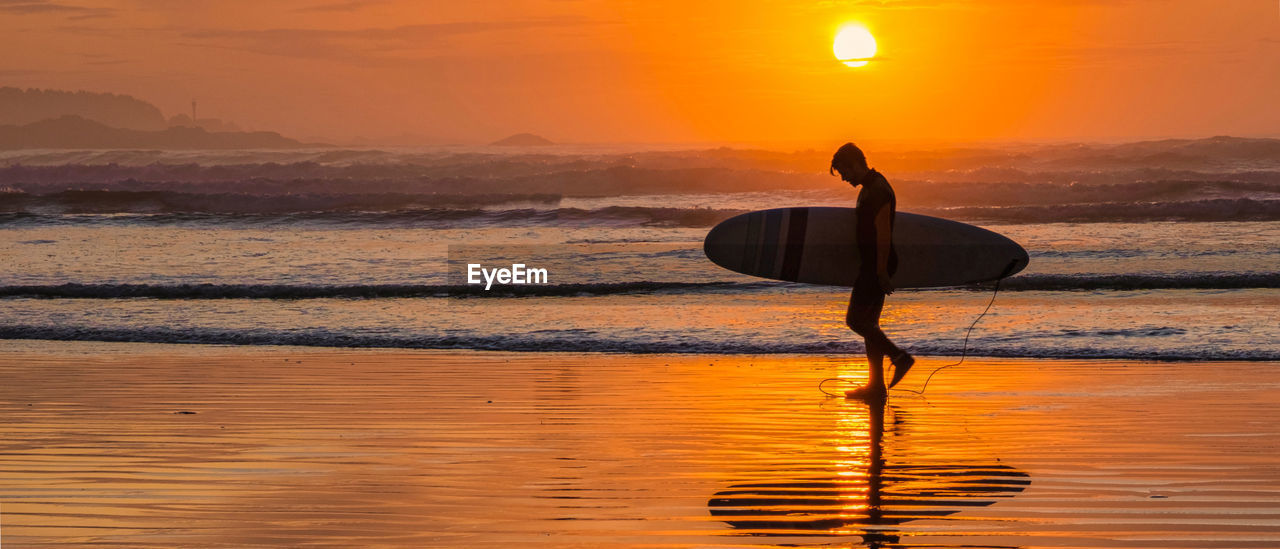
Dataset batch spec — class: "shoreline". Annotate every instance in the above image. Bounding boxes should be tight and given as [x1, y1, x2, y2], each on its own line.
[3, 341, 1280, 547]
[0, 338, 1275, 362]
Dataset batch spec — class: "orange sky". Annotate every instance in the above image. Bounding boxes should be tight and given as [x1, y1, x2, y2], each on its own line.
[2, 0, 1278, 145]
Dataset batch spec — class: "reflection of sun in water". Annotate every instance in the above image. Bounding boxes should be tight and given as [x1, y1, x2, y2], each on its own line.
[833, 25, 877, 67]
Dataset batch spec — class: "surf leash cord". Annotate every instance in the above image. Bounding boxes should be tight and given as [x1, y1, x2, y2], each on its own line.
[818, 271, 1008, 398]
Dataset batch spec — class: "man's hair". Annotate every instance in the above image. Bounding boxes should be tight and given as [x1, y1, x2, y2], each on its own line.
[830, 142, 867, 176]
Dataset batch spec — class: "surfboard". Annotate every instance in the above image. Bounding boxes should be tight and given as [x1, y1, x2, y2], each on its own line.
[703, 207, 1028, 288]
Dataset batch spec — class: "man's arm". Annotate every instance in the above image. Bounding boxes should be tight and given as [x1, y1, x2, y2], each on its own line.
[874, 204, 894, 294]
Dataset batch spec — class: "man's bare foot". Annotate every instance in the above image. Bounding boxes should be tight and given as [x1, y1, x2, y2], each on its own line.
[888, 351, 915, 389]
[844, 385, 887, 402]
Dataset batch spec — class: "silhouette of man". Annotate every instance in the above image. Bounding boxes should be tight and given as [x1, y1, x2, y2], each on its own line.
[830, 143, 914, 401]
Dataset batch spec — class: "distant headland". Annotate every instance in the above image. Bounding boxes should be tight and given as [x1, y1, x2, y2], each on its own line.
[0, 115, 320, 150]
[490, 133, 555, 146]
[0, 87, 323, 150]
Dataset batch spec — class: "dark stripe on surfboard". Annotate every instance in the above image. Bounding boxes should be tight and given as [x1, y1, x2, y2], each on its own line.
[780, 207, 808, 281]
[742, 211, 762, 272]
[758, 209, 783, 276]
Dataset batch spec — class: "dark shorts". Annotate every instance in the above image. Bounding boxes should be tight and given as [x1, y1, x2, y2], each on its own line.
[851, 272, 886, 308]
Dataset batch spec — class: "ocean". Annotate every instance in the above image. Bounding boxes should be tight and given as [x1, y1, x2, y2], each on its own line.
[2, 141, 1277, 361]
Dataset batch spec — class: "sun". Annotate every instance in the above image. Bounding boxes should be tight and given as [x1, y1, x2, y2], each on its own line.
[833, 25, 877, 67]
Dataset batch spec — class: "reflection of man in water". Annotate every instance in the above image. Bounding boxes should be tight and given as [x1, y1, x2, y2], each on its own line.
[707, 398, 1031, 543]
[831, 143, 914, 401]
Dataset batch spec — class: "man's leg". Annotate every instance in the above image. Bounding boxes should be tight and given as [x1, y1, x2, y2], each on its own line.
[847, 298, 902, 363]
[846, 289, 914, 392]
[865, 336, 885, 389]
[845, 292, 890, 400]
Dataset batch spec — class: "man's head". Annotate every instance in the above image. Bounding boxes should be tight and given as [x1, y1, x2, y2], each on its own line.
[830, 142, 870, 186]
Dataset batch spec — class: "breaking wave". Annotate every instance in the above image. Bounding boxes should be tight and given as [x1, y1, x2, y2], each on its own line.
[992, 272, 1280, 291]
[0, 324, 1273, 361]
[930, 198, 1280, 223]
[1, 199, 1276, 227]
[0, 205, 743, 227]
[0, 190, 564, 213]
[0, 281, 764, 299]
[0, 272, 1274, 300]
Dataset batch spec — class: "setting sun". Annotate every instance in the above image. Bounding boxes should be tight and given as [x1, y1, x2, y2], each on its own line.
[3, 1, 1280, 547]
[833, 25, 877, 67]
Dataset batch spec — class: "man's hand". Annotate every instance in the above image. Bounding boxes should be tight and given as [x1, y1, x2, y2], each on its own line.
[878, 271, 894, 295]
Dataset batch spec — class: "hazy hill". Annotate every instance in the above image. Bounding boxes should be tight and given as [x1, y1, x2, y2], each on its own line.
[491, 133, 554, 146]
[0, 87, 167, 130]
[0, 115, 319, 150]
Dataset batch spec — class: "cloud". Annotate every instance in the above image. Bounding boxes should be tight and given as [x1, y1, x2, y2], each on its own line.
[294, 1, 384, 13]
[179, 18, 604, 64]
[82, 56, 128, 66]
[822, 0, 1166, 7]
[1006, 40, 1253, 69]
[0, 0, 113, 19]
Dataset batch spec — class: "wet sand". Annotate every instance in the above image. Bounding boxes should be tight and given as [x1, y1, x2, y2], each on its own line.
[2, 341, 1279, 548]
